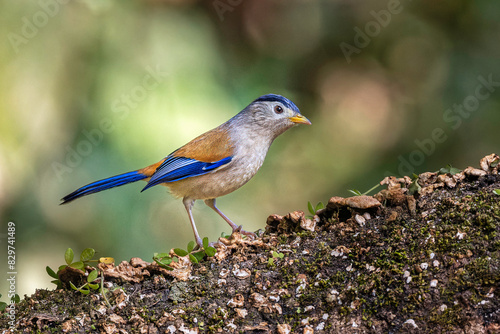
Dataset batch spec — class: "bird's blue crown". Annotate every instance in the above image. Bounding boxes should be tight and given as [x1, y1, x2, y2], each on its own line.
[253, 94, 300, 113]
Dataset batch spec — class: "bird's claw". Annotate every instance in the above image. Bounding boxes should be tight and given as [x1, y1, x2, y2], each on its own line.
[193, 240, 222, 253]
[232, 225, 257, 240]
[208, 241, 221, 248]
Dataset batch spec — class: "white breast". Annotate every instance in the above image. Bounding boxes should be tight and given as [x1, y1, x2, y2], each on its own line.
[166, 121, 275, 200]
[166, 138, 271, 200]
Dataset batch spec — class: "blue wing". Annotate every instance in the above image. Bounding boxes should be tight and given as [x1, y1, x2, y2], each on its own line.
[141, 155, 232, 191]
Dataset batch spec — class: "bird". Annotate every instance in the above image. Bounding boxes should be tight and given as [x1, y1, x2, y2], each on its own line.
[61, 94, 311, 248]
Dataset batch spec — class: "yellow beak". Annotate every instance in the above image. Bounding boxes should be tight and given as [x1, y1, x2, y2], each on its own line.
[289, 114, 312, 125]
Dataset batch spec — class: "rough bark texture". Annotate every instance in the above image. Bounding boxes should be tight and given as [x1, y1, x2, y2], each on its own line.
[1, 154, 499, 334]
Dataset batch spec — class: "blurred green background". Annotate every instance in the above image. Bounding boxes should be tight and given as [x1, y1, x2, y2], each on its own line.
[1, 0, 499, 299]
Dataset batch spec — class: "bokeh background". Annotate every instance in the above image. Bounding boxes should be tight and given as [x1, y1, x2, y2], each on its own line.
[1, 0, 499, 300]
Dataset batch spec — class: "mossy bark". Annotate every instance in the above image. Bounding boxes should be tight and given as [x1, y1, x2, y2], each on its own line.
[1, 167, 499, 333]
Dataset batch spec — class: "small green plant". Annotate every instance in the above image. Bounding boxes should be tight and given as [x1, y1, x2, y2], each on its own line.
[348, 189, 362, 196]
[46, 248, 113, 306]
[174, 238, 217, 263]
[154, 237, 216, 270]
[220, 231, 231, 239]
[348, 183, 381, 196]
[268, 251, 284, 266]
[152, 252, 178, 270]
[408, 173, 422, 195]
[46, 248, 102, 288]
[307, 201, 324, 216]
[493, 189, 500, 196]
[69, 269, 99, 295]
[438, 164, 461, 175]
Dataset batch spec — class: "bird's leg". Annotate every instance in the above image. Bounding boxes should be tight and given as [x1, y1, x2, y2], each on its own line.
[182, 197, 204, 248]
[204, 199, 256, 240]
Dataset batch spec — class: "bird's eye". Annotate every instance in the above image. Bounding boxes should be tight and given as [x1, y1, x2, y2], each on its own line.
[274, 105, 283, 114]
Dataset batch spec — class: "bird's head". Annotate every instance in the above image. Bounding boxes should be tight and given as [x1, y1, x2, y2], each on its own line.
[244, 94, 311, 139]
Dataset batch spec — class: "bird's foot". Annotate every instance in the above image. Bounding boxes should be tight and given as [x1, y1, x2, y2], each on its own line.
[232, 225, 257, 240]
[193, 238, 220, 251]
[193, 238, 204, 251]
[208, 241, 221, 248]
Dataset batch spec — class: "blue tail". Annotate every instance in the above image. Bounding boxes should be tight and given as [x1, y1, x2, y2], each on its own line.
[61, 171, 147, 204]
